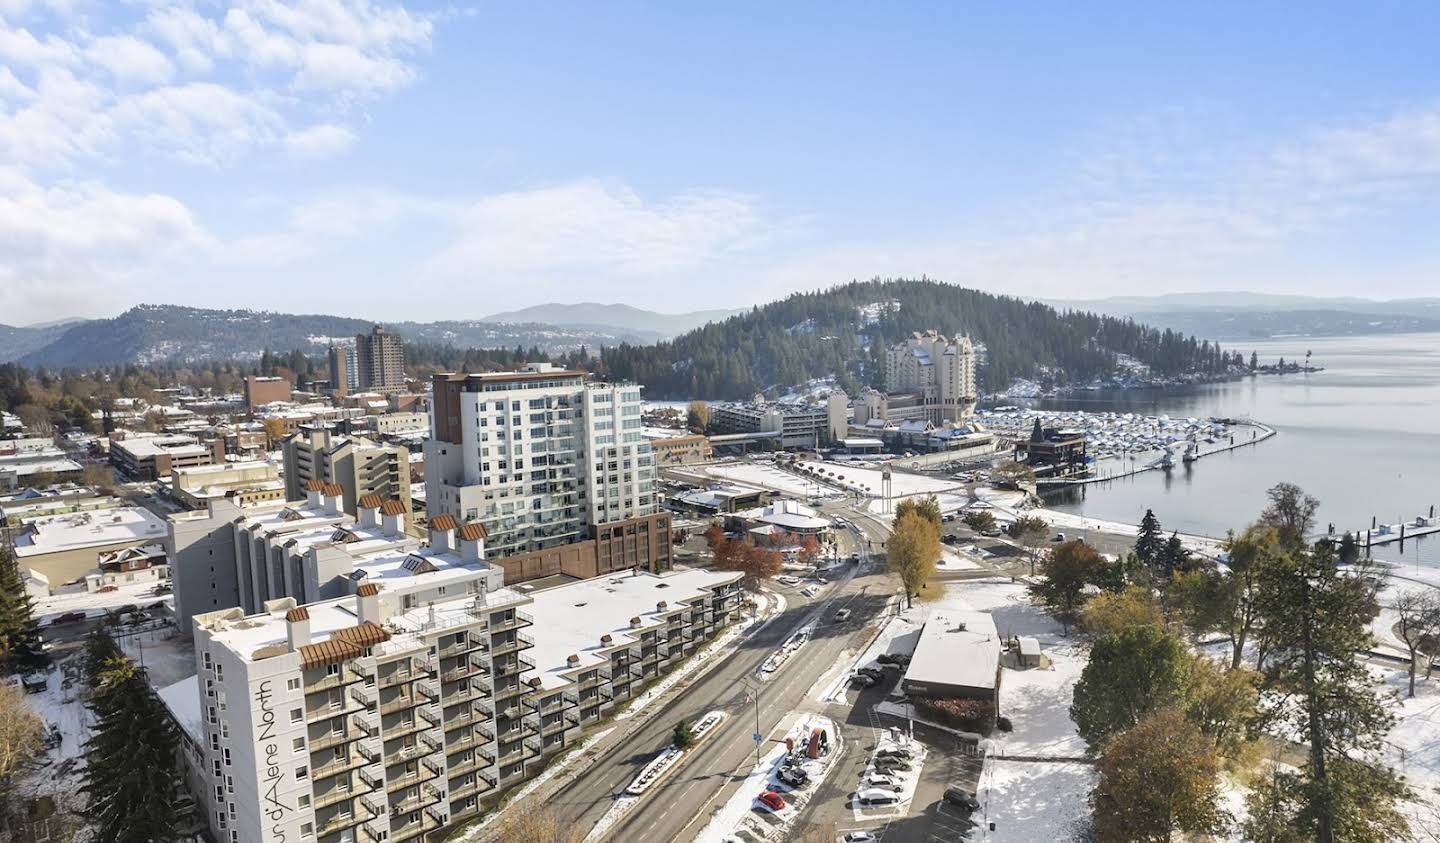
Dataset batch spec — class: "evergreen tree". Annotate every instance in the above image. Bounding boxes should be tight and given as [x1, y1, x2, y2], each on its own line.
[82, 655, 183, 843]
[1134, 509, 1165, 573]
[1336, 531, 1359, 565]
[1159, 532, 1191, 578]
[1071, 625, 1194, 753]
[0, 544, 49, 675]
[1252, 537, 1410, 842]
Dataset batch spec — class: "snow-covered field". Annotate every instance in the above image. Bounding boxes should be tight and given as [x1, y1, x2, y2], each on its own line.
[974, 760, 1095, 842]
[701, 461, 841, 500]
[797, 460, 962, 498]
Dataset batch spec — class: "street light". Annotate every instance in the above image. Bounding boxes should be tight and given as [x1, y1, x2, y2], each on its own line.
[741, 678, 764, 769]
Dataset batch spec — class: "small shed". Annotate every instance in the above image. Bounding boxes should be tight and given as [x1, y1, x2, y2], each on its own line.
[1017, 636, 1042, 668]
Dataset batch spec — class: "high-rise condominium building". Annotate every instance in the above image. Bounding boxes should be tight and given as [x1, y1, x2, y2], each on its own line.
[171, 486, 741, 843]
[884, 330, 978, 424]
[424, 364, 669, 582]
[283, 426, 412, 526]
[328, 345, 358, 396]
[355, 325, 406, 392]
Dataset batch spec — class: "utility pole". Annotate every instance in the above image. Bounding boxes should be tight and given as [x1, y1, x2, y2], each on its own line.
[743, 679, 763, 769]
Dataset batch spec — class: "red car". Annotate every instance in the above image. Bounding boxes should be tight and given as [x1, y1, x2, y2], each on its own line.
[757, 790, 786, 811]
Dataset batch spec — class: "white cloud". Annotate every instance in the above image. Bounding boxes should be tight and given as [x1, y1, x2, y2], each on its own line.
[86, 34, 174, 86]
[0, 65, 36, 99]
[0, 166, 210, 323]
[0, 0, 437, 167]
[110, 82, 284, 165]
[284, 121, 356, 158]
[422, 181, 765, 280]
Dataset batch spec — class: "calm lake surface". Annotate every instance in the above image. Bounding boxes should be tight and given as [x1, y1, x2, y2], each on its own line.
[1026, 333, 1440, 566]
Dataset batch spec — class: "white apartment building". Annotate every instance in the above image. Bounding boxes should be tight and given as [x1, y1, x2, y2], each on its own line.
[883, 330, 978, 424]
[708, 400, 833, 449]
[184, 550, 741, 843]
[425, 366, 665, 574]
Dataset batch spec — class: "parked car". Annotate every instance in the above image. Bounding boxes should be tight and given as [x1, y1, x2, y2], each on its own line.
[856, 788, 900, 806]
[876, 747, 913, 761]
[778, 767, 809, 787]
[874, 757, 912, 773]
[850, 673, 878, 688]
[757, 790, 786, 811]
[778, 575, 801, 585]
[864, 774, 902, 791]
[801, 586, 819, 598]
[842, 833, 878, 843]
[833, 608, 852, 622]
[875, 653, 910, 667]
[943, 786, 980, 811]
[51, 611, 87, 625]
[1052, 532, 1066, 542]
[981, 527, 1002, 537]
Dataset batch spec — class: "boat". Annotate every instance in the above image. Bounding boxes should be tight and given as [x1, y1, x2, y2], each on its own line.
[1182, 438, 1199, 464]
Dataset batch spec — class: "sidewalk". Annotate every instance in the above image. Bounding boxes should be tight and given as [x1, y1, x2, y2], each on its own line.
[447, 588, 786, 842]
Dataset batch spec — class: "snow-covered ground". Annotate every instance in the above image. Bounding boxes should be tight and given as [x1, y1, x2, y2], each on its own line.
[971, 760, 1095, 842]
[797, 460, 962, 498]
[701, 461, 841, 500]
[692, 713, 841, 843]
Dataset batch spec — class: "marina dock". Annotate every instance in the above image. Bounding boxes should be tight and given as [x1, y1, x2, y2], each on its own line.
[1329, 509, 1440, 548]
[1036, 420, 1277, 488]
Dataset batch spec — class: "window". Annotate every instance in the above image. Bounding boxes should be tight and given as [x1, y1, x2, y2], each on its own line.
[292, 737, 305, 752]
[290, 707, 303, 724]
[301, 822, 314, 838]
[298, 794, 310, 808]
[295, 765, 308, 780]
[286, 677, 300, 692]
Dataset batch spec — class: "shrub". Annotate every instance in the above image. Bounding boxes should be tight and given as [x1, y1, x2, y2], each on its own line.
[995, 716, 1013, 733]
[915, 696, 996, 734]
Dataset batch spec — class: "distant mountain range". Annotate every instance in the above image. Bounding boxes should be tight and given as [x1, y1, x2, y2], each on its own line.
[479, 302, 742, 336]
[1046, 293, 1440, 340]
[2, 303, 741, 367]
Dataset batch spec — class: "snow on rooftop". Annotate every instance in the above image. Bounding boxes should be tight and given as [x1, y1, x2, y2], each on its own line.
[522, 569, 741, 691]
[157, 674, 205, 747]
[13, 507, 168, 557]
[903, 609, 1000, 692]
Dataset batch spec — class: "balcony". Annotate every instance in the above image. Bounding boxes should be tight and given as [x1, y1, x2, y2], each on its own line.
[349, 684, 376, 709]
[309, 718, 374, 753]
[487, 609, 534, 635]
[313, 751, 370, 781]
[313, 776, 376, 811]
[383, 714, 435, 743]
[378, 667, 420, 689]
[540, 718, 570, 738]
[387, 809, 441, 843]
[384, 761, 440, 794]
[445, 752, 490, 779]
[379, 693, 427, 717]
[448, 776, 490, 802]
[306, 697, 367, 725]
[385, 734, 442, 766]
[440, 658, 488, 685]
[443, 681, 493, 708]
[389, 782, 444, 815]
[492, 681, 526, 704]
[315, 805, 377, 839]
[305, 665, 368, 695]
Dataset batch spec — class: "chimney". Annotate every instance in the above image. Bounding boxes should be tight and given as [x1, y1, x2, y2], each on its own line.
[380, 499, 406, 535]
[567, 654, 580, 667]
[320, 483, 343, 516]
[358, 495, 382, 529]
[458, 522, 487, 562]
[305, 479, 324, 508]
[428, 514, 458, 552]
[286, 607, 311, 650]
[356, 583, 385, 625]
[630, 616, 642, 629]
[656, 600, 668, 612]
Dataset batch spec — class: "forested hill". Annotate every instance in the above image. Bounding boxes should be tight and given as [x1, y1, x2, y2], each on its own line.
[599, 279, 1243, 400]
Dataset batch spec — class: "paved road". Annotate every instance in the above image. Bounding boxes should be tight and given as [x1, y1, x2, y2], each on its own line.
[546, 529, 900, 843]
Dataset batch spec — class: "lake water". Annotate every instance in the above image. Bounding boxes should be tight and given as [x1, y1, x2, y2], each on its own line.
[1025, 332, 1440, 566]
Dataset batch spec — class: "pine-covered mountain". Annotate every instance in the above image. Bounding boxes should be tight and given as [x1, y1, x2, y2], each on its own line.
[11, 305, 666, 367]
[600, 279, 1246, 400]
[480, 302, 742, 336]
[0, 319, 87, 362]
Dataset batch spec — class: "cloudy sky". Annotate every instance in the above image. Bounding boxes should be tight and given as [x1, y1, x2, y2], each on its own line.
[4, 2, 1440, 325]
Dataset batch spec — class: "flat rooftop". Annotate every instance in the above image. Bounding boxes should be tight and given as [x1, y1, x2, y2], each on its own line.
[522, 568, 741, 690]
[903, 610, 1001, 692]
[14, 506, 169, 557]
[112, 434, 208, 458]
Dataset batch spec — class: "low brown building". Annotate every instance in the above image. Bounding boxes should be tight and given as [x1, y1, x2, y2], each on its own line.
[470, 511, 673, 585]
[243, 375, 292, 410]
[648, 433, 713, 466]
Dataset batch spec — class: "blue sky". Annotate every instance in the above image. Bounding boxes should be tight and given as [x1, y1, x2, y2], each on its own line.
[3, 1, 1439, 324]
